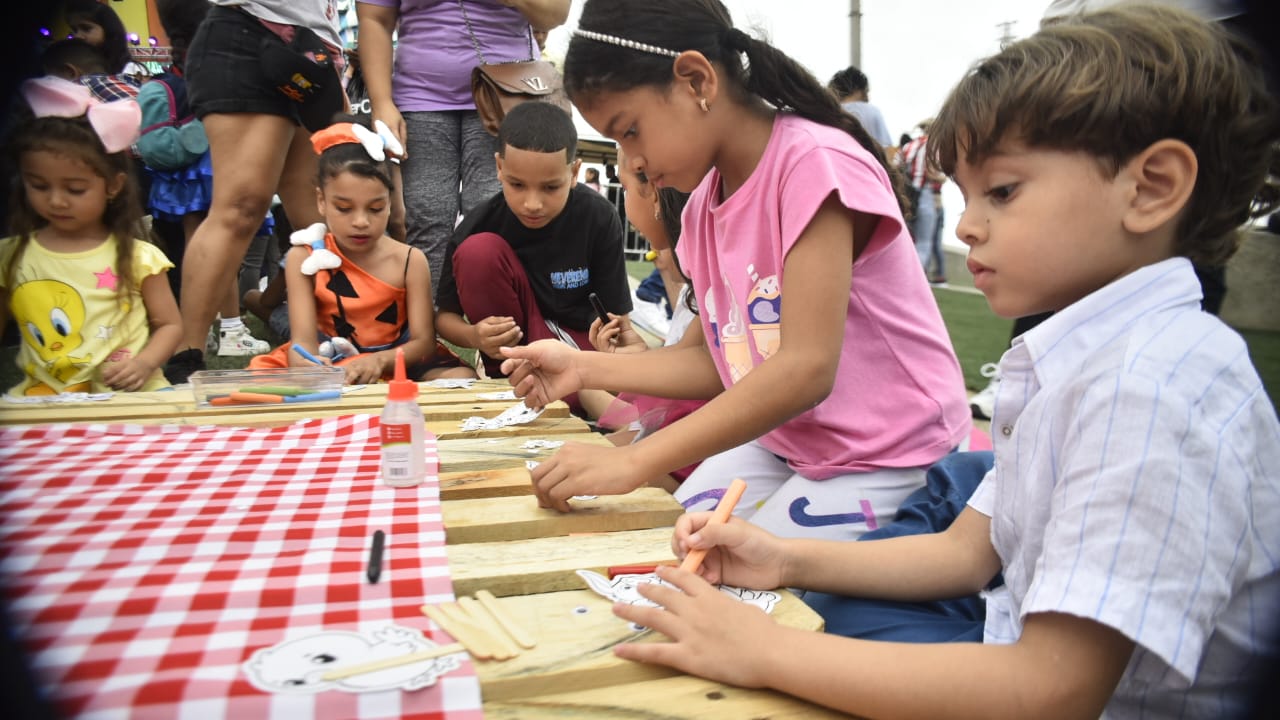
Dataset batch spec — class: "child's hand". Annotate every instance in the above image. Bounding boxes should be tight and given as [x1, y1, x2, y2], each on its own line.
[589, 315, 647, 354]
[100, 356, 154, 392]
[610, 565, 780, 689]
[474, 316, 523, 359]
[499, 340, 583, 409]
[341, 353, 384, 385]
[529, 442, 649, 511]
[674, 513, 788, 589]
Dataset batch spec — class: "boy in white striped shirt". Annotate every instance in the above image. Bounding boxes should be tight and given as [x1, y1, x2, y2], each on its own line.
[601, 5, 1280, 718]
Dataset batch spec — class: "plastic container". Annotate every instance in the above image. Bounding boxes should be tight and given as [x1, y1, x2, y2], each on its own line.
[380, 348, 425, 487]
[189, 366, 344, 407]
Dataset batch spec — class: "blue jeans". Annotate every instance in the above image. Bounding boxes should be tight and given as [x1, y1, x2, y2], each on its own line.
[912, 189, 943, 276]
[802, 451, 996, 643]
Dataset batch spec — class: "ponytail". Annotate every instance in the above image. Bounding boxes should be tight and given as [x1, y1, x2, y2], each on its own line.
[726, 32, 908, 216]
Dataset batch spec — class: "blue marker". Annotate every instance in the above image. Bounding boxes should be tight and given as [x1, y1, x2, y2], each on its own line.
[290, 343, 325, 366]
[284, 390, 343, 403]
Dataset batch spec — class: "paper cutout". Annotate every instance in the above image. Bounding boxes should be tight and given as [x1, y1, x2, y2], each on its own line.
[575, 569, 780, 614]
[3, 391, 115, 404]
[522, 439, 564, 450]
[476, 390, 516, 400]
[425, 378, 477, 389]
[460, 402, 543, 431]
[242, 624, 463, 694]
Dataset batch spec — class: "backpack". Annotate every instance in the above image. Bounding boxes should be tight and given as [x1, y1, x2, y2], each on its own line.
[135, 73, 208, 171]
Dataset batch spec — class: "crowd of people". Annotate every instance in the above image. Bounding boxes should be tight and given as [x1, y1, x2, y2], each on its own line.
[2, 0, 1278, 717]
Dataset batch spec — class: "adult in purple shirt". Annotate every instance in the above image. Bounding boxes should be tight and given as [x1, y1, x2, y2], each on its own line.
[357, 0, 570, 303]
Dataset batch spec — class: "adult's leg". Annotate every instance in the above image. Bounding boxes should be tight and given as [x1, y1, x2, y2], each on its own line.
[400, 111, 462, 304]
[912, 188, 938, 271]
[929, 199, 947, 280]
[458, 112, 502, 216]
[176, 113, 296, 357]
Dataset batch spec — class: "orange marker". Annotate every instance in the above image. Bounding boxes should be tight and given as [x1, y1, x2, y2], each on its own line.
[679, 478, 747, 574]
[227, 389, 285, 399]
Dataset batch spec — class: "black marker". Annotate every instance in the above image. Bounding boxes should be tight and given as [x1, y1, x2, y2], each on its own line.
[588, 292, 610, 325]
[367, 530, 385, 584]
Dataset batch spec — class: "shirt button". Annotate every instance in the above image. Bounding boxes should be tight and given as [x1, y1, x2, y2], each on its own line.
[1001, 425, 1013, 437]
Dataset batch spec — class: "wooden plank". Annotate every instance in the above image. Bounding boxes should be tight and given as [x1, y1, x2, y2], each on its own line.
[443, 488, 683, 545]
[440, 467, 532, 500]
[0, 395, 584, 436]
[448, 527, 677, 598]
[461, 587, 823, 703]
[438, 430, 609, 474]
[483, 675, 850, 719]
[0, 379, 541, 427]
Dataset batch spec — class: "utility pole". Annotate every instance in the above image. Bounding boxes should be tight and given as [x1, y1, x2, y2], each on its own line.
[996, 20, 1016, 47]
[850, 0, 862, 67]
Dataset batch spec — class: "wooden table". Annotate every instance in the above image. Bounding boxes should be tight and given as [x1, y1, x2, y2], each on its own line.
[0, 381, 841, 718]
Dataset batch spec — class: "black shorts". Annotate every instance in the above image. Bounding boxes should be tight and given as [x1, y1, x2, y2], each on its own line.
[186, 6, 343, 130]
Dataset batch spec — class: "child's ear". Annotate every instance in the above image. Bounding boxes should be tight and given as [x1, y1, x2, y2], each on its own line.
[494, 152, 504, 178]
[569, 157, 582, 180]
[1121, 139, 1196, 236]
[672, 50, 718, 111]
[106, 172, 126, 201]
[315, 186, 325, 217]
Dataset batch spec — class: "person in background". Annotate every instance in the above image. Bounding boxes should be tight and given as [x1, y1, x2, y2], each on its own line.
[40, 38, 138, 102]
[356, 0, 571, 305]
[584, 166, 603, 193]
[250, 118, 474, 383]
[434, 102, 632, 401]
[2, 78, 180, 395]
[585, 149, 704, 489]
[64, 0, 146, 81]
[899, 121, 946, 283]
[163, 0, 347, 383]
[827, 65, 896, 161]
[604, 7, 1279, 717]
[501, 0, 969, 540]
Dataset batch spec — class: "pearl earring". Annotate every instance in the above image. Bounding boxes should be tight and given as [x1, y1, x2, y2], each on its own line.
[699, 98, 709, 112]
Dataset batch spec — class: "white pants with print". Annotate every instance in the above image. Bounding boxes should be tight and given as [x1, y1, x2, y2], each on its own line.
[673, 440, 927, 541]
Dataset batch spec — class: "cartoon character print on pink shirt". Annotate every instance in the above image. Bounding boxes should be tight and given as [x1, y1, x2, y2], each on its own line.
[703, 266, 780, 383]
[745, 264, 780, 359]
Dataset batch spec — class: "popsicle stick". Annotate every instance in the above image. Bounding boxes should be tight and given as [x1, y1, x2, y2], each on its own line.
[421, 603, 503, 660]
[458, 596, 522, 657]
[438, 601, 516, 660]
[320, 642, 466, 681]
[475, 589, 537, 649]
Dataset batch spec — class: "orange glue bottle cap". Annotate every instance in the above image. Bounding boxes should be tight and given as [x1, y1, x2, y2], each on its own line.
[387, 347, 418, 402]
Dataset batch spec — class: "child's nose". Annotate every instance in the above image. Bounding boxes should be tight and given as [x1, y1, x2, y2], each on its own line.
[955, 207, 982, 247]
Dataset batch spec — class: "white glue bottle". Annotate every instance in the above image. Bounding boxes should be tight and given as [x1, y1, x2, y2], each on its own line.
[380, 347, 425, 487]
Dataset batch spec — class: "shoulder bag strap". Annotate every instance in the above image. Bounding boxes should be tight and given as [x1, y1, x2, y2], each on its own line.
[458, 0, 536, 64]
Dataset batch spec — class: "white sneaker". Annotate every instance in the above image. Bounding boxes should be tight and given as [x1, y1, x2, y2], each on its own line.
[217, 326, 272, 356]
[968, 362, 1001, 420]
[205, 325, 219, 355]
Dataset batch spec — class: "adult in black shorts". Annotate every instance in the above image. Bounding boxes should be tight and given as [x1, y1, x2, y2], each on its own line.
[165, 1, 345, 382]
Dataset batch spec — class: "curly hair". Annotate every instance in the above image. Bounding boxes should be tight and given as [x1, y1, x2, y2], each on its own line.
[929, 4, 1279, 266]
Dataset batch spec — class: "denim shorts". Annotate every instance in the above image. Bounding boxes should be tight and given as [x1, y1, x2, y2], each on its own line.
[186, 6, 342, 125]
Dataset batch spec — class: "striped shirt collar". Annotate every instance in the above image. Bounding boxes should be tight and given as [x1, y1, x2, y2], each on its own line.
[1013, 257, 1201, 388]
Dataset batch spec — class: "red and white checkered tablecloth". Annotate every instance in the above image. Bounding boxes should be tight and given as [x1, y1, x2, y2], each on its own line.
[0, 415, 483, 720]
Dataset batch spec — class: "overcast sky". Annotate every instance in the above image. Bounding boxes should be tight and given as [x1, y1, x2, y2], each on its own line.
[547, 0, 1054, 141]
[545, 1, 1057, 247]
